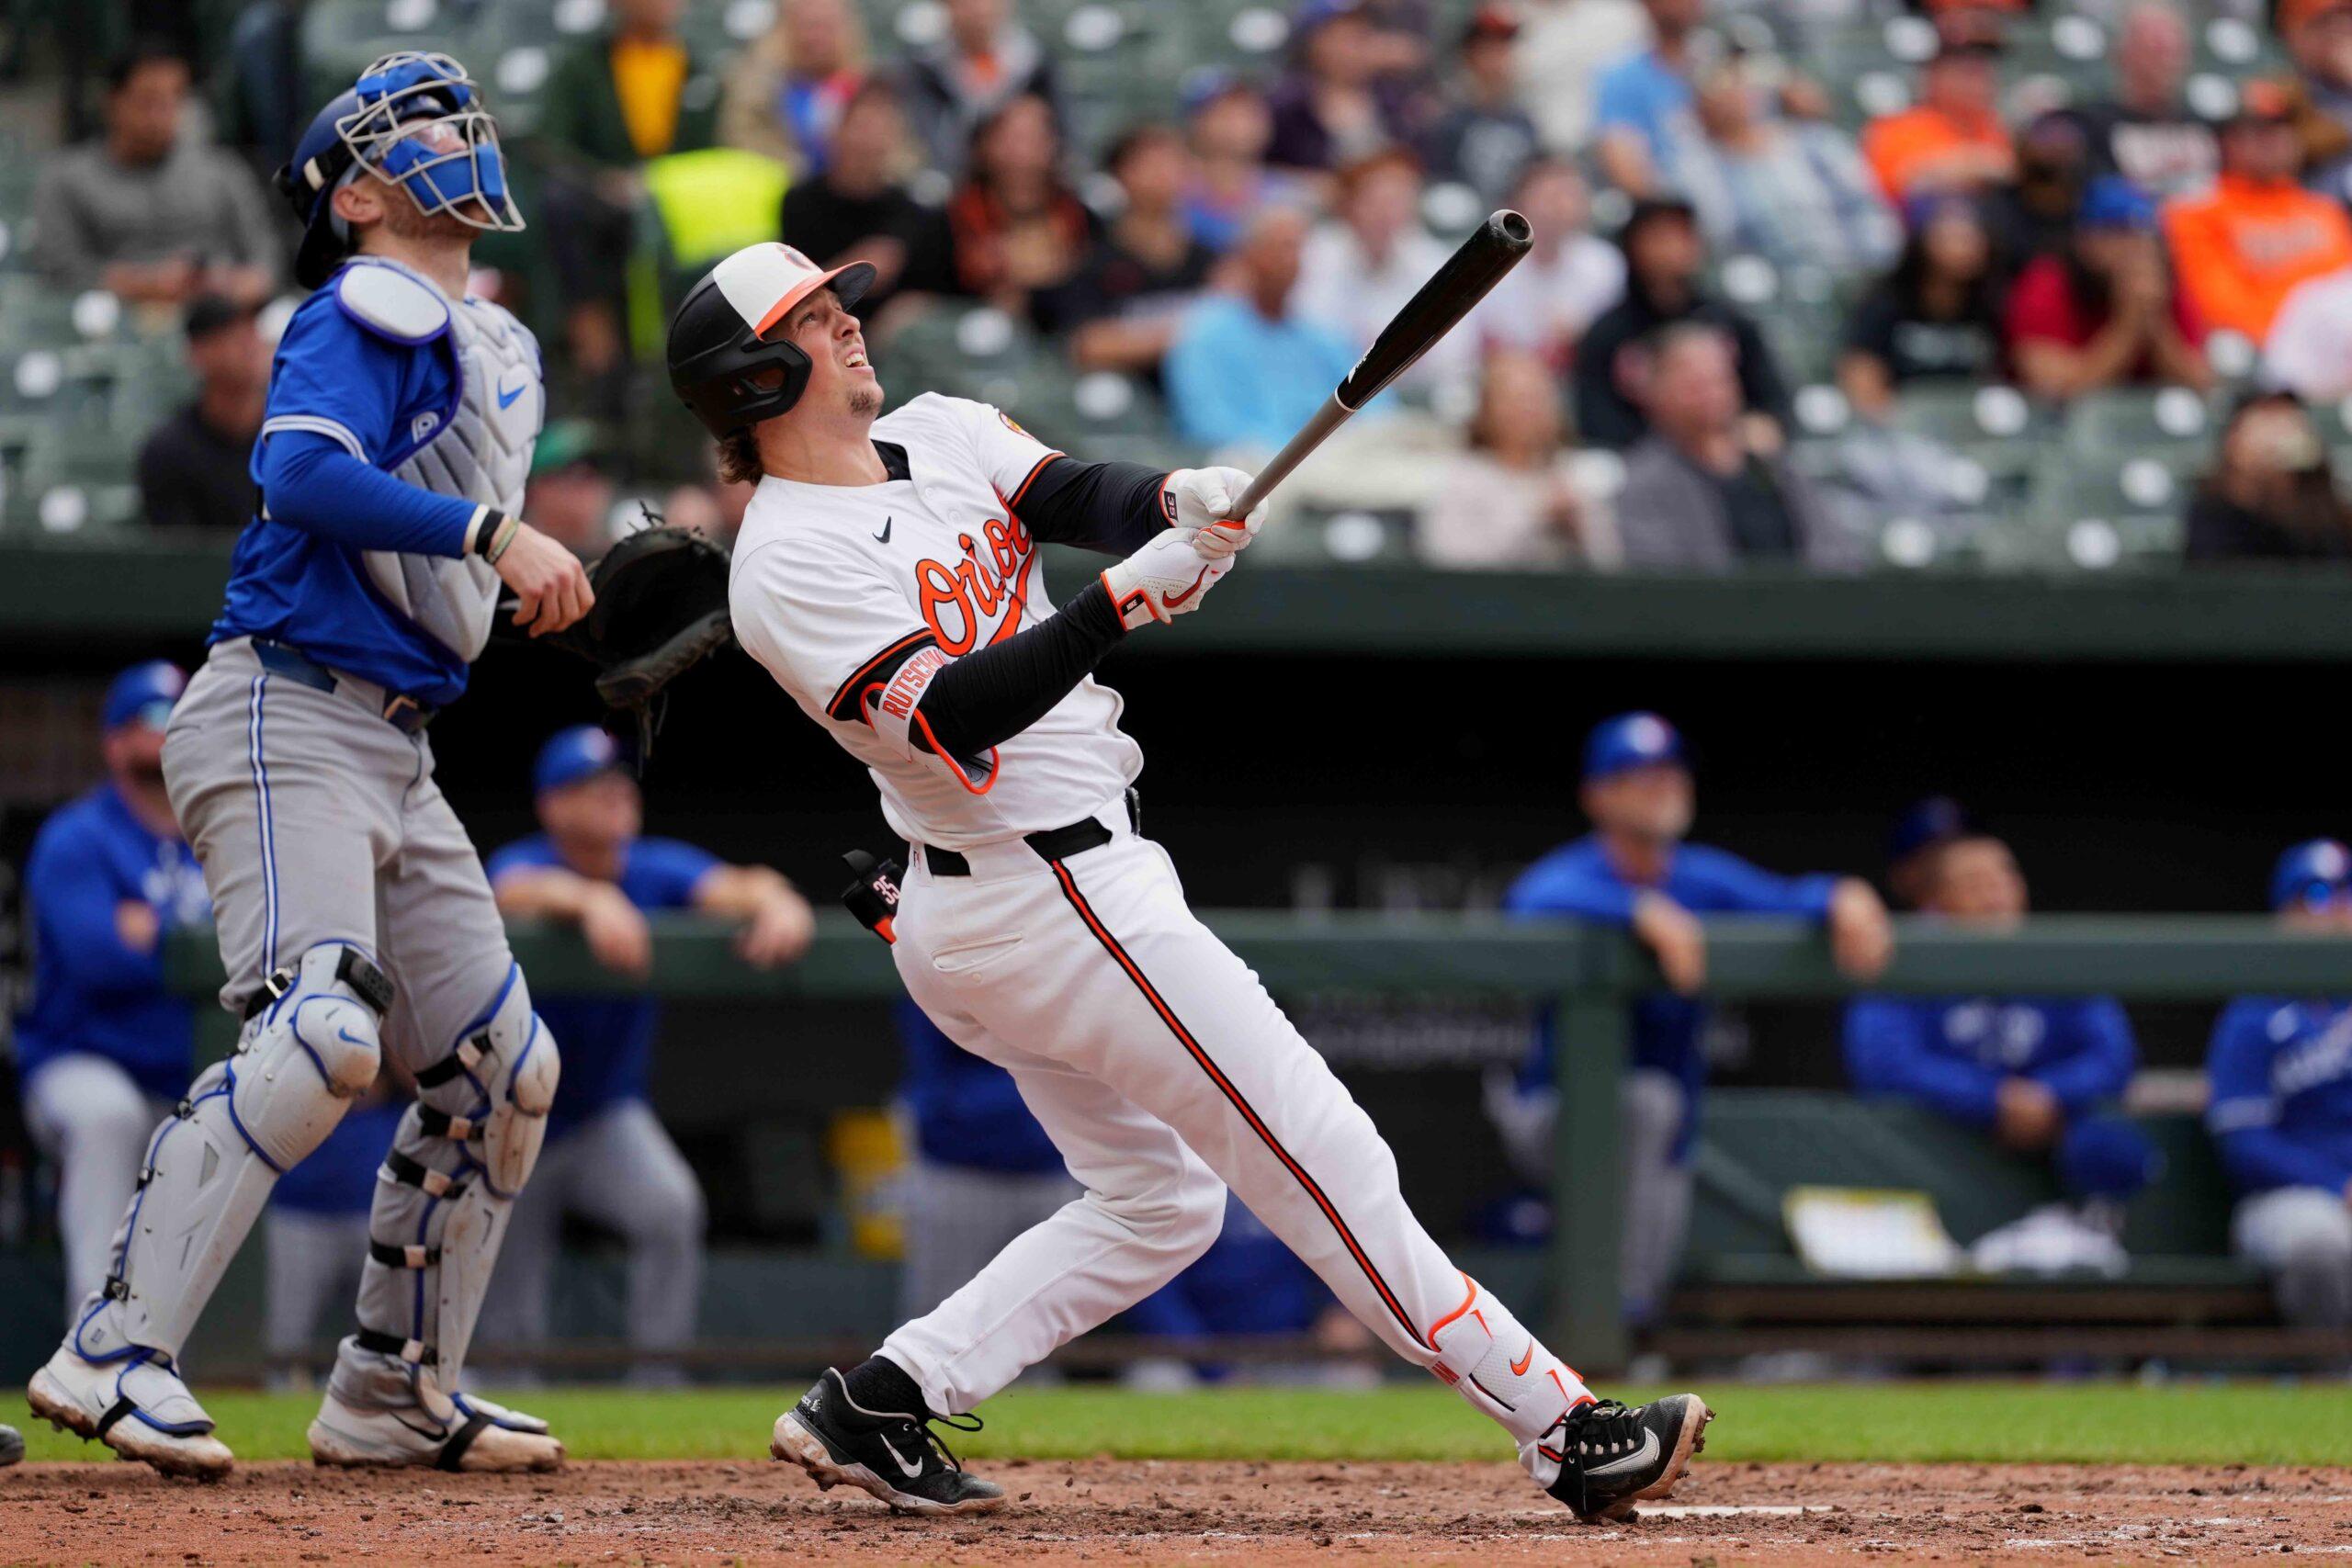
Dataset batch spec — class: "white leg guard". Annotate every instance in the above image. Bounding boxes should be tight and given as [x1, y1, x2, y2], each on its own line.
[1426, 1273, 1596, 1491]
[68, 944, 389, 1365]
[339, 964, 558, 1420]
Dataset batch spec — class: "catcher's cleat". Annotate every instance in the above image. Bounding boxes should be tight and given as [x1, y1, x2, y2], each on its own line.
[770, 1368, 1006, 1516]
[27, 1345, 234, 1480]
[307, 1389, 564, 1472]
[1544, 1392, 1713, 1523]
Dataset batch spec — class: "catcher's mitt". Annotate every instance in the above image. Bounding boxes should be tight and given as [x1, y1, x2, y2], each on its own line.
[542, 525, 734, 758]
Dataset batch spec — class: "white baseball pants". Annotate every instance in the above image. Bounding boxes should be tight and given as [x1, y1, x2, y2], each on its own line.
[21, 1055, 177, 1326]
[882, 802, 1596, 1483]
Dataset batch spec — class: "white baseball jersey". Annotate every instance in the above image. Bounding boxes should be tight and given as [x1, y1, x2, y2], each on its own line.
[729, 393, 1144, 850]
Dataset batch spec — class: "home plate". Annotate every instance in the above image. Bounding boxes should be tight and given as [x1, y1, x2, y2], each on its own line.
[1644, 1505, 1827, 1518]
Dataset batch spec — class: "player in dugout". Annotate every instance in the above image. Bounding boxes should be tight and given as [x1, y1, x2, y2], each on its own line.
[1493, 712, 1894, 1324]
[1844, 801, 2159, 1247]
[2205, 839, 2352, 1328]
[479, 725, 817, 1382]
[12, 663, 211, 1328]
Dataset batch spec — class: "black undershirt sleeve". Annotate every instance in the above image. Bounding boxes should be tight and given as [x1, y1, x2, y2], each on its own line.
[1014, 457, 1170, 555]
[913, 578, 1127, 761]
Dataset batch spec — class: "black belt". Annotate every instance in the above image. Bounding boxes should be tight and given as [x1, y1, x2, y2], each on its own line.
[922, 791, 1136, 877]
[252, 638, 437, 735]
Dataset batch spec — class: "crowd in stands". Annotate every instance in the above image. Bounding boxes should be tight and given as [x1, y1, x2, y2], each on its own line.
[17, 0, 2352, 568]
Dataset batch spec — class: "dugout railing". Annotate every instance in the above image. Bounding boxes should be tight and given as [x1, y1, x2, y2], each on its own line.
[148, 913, 2352, 1375]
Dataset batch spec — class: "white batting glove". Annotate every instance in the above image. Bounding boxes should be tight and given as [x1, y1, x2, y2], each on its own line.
[1101, 530, 1234, 630]
[1163, 466, 1265, 560]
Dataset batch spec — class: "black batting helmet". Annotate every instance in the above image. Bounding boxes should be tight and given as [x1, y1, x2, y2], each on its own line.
[666, 243, 877, 439]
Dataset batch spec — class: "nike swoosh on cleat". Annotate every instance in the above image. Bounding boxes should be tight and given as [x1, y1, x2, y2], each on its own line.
[1585, 1429, 1659, 1479]
[874, 516, 893, 544]
[879, 1432, 926, 1478]
[1510, 1344, 1534, 1377]
[1161, 566, 1212, 607]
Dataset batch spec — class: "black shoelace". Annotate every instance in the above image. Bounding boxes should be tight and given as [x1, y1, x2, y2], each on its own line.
[894, 1409, 984, 1472]
[1553, 1397, 1644, 1465]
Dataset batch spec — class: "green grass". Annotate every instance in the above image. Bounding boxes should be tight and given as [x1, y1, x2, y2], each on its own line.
[8, 1382, 2348, 1468]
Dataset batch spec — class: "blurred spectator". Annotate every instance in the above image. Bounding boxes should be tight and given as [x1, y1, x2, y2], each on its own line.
[1419, 349, 1621, 568]
[719, 0, 870, 173]
[13, 663, 209, 1326]
[524, 422, 620, 556]
[136, 296, 267, 533]
[780, 80, 953, 319]
[215, 0, 309, 175]
[1591, 0, 1705, 197]
[539, 0, 722, 379]
[661, 471, 755, 550]
[2069, 1, 2217, 201]
[1267, 0, 1425, 175]
[2264, 263, 2352, 400]
[483, 728, 816, 1382]
[895, 999, 1080, 1321]
[265, 1092, 404, 1384]
[944, 94, 1097, 322]
[898, 0, 1063, 176]
[1517, 0, 1652, 154]
[2164, 84, 2352, 343]
[2280, 0, 2352, 182]
[1845, 829, 2158, 1228]
[1180, 73, 1300, 254]
[1472, 156, 1624, 370]
[1977, 111, 2094, 279]
[1860, 25, 2014, 204]
[1041, 125, 1216, 380]
[2183, 391, 2352, 562]
[29, 39, 280, 307]
[1165, 205, 1358, 451]
[1617, 323, 1858, 570]
[1668, 46, 1896, 275]
[1883, 795, 1984, 910]
[1423, 5, 1541, 207]
[1496, 713, 1891, 1321]
[1838, 195, 2004, 422]
[1573, 197, 1791, 449]
[1295, 149, 1476, 397]
[2205, 839, 2352, 1328]
[1122, 1192, 1374, 1388]
[2007, 175, 2211, 400]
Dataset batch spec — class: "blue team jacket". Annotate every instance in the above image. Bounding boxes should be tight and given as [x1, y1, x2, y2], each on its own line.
[896, 998, 1067, 1176]
[2205, 997, 2352, 1198]
[12, 784, 211, 1100]
[1503, 836, 1839, 1157]
[1843, 995, 2138, 1126]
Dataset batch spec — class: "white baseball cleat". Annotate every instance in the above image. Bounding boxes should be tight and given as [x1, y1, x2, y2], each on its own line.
[307, 1389, 564, 1472]
[26, 1346, 234, 1480]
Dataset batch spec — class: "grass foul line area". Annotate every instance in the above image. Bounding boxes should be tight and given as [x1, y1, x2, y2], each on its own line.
[6, 1382, 2347, 1469]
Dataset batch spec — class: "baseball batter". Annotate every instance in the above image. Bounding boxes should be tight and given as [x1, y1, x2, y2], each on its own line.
[670, 242, 1713, 1522]
[28, 52, 588, 1477]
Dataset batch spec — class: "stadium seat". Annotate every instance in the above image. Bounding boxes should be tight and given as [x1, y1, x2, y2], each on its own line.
[2064, 385, 2215, 468]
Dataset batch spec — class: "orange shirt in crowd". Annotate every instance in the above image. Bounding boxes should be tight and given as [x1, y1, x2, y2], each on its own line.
[2162, 174, 2352, 341]
[1862, 106, 2013, 203]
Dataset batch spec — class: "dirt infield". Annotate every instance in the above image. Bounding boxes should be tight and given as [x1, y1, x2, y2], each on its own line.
[4, 1457, 2347, 1564]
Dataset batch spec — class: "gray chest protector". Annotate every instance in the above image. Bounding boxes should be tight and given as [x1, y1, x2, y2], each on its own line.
[345, 258, 541, 666]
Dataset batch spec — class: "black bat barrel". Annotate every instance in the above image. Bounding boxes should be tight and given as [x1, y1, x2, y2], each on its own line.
[1336, 209, 1534, 412]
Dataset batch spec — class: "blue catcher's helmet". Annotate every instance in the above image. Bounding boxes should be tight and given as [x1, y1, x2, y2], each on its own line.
[276, 51, 525, 288]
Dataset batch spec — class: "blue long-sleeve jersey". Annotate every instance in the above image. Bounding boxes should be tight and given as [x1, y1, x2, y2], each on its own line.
[11, 784, 212, 1100]
[1842, 995, 2138, 1126]
[212, 263, 537, 707]
[1502, 837, 1839, 1158]
[2206, 997, 2352, 1198]
[895, 998, 1066, 1176]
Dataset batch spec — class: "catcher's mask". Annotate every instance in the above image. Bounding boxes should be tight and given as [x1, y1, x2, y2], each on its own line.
[277, 51, 524, 289]
[667, 243, 877, 440]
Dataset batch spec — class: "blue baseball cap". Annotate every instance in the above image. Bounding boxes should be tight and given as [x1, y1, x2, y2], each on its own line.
[533, 725, 627, 795]
[2079, 175, 2157, 232]
[1583, 712, 1685, 783]
[2270, 838, 2352, 908]
[102, 660, 187, 732]
[1887, 795, 1984, 867]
